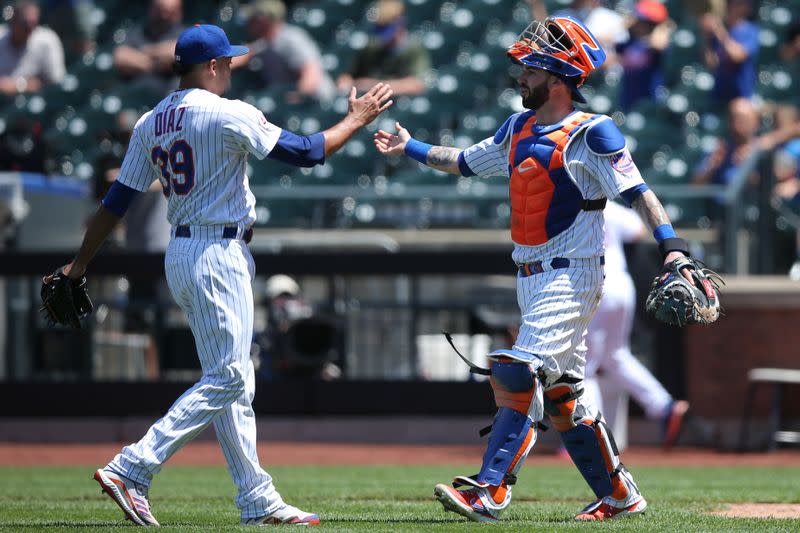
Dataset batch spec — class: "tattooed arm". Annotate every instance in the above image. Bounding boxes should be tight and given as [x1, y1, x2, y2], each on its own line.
[374, 121, 463, 175]
[426, 146, 463, 174]
[632, 189, 695, 280]
[630, 189, 672, 231]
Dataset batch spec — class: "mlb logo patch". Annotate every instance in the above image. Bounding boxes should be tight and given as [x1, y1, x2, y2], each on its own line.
[610, 149, 634, 173]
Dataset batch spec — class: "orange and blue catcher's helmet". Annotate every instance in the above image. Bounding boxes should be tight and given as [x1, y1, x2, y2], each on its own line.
[507, 16, 606, 103]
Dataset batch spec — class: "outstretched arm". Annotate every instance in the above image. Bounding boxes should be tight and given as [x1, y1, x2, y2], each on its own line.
[263, 84, 393, 168]
[323, 84, 393, 157]
[373, 122, 462, 175]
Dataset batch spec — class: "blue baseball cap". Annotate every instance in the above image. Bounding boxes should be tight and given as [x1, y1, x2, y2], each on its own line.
[174, 24, 249, 65]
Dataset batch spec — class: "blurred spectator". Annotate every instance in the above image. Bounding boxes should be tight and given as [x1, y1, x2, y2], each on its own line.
[771, 149, 800, 280]
[239, 0, 335, 102]
[92, 110, 139, 201]
[265, 274, 313, 333]
[692, 97, 761, 187]
[254, 274, 309, 377]
[40, 0, 97, 63]
[691, 97, 761, 221]
[616, 0, 674, 112]
[253, 274, 342, 380]
[758, 104, 800, 154]
[780, 21, 800, 63]
[112, 0, 184, 93]
[0, 113, 53, 172]
[555, 0, 628, 67]
[91, 109, 172, 247]
[336, 0, 430, 96]
[0, 0, 66, 95]
[701, 0, 759, 105]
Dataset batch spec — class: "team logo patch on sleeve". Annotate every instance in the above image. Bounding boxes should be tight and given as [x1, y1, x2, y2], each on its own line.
[610, 149, 634, 173]
[258, 112, 269, 129]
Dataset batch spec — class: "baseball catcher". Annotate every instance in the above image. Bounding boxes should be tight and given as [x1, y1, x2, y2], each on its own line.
[646, 247, 723, 327]
[40, 267, 93, 328]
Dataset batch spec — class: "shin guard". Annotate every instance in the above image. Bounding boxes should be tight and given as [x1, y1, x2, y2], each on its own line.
[559, 419, 617, 498]
[475, 353, 543, 487]
[546, 384, 629, 500]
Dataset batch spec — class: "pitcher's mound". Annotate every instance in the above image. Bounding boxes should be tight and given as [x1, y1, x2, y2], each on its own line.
[709, 503, 800, 519]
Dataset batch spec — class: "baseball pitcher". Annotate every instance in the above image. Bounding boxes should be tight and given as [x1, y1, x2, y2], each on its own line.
[41, 24, 392, 527]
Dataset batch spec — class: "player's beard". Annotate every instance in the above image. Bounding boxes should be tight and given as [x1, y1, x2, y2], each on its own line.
[521, 79, 550, 110]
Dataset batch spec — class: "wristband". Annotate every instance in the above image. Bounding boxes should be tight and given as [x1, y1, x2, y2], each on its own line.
[404, 138, 432, 165]
[653, 223, 676, 243]
[658, 237, 690, 258]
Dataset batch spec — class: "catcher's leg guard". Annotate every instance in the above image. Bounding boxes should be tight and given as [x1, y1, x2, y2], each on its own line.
[437, 350, 544, 522]
[545, 383, 639, 501]
[475, 351, 544, 488]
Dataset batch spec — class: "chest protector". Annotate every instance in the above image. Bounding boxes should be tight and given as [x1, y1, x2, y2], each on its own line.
[509, 111, 605, 246]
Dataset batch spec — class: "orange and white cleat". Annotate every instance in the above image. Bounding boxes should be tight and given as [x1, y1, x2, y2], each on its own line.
[241, 504, 320, 526]
[434, 481, 511, 524]
[94, 468, 159, 526]
[575, 494, 647, 521]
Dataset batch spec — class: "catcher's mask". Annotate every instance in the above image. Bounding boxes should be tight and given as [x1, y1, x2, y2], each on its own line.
[507, 16, 606, 103]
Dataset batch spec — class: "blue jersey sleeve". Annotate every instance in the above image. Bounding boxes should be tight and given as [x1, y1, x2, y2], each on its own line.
[102, 180, 141, 217]
[266, 130, 326, 167]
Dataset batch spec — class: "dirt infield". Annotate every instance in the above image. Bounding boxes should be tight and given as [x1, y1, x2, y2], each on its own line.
[709, 503, 800, 519]
[1, 443, 800, 467]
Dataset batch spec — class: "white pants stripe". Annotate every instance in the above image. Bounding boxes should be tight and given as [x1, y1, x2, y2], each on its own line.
[513, 261, 605, 385]
[108, 237, 281, 519]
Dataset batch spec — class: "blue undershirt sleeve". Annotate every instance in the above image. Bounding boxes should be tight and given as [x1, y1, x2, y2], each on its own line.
[266, 130, 326, 167]
[619, 183, 650, 207]
[101, 180, 141, 217]
[457, 152, 476, 177]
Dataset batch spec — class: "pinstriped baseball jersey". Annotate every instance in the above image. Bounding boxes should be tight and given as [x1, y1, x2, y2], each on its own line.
[462, 110, 644, 265]
[116, 88, 282, 228]
[106, 88, 289, 521]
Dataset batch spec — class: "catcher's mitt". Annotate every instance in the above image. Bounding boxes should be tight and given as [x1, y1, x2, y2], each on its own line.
[645, 256, 723, 327]
[40, 267, 93, 328]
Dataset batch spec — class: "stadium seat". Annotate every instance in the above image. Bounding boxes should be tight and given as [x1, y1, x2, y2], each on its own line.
[406, 0, 443, 25]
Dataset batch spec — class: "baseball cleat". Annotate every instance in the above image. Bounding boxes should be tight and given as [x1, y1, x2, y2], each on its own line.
[241, 504, 320, 526]
[94, 468, 159, 526]
[434, 483, 507, 523]
[575, 494, 647, 521]
[662, 400, 690, 451]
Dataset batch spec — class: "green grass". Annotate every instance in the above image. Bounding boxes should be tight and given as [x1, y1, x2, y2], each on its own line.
[1, 465, 798, 531]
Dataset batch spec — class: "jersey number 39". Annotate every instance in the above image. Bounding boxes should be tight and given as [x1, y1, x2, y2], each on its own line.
[151, 140, 195, 197]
